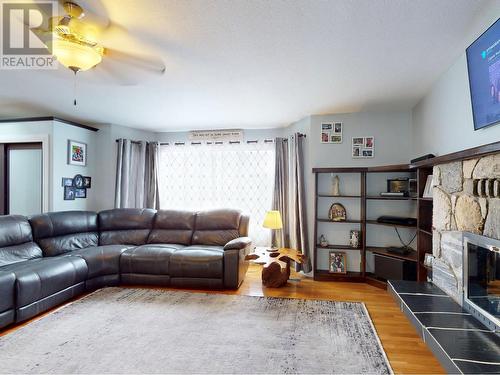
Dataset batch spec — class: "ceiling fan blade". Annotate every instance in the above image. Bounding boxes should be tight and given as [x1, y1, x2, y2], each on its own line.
[104, 48, 166, 75]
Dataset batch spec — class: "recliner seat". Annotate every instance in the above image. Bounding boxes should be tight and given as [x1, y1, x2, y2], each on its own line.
[0, 208, 252, 330]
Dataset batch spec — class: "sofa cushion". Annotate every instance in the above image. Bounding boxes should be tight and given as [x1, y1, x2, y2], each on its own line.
[66, 245, 131, 279]
[99, 208, 156, 246]
[147, 210, 195, 245]
[29, 211, 98, 256]
[169, 245, 223, 278]
[0, 271, 15, 313]
[0, 215, 42, 266]
[0, 257, 87, 308]
[192, 209, 242, 246]
[121, 244, 184, 275]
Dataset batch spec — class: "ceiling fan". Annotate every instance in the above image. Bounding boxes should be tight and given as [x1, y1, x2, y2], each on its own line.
[32, 1, 166, 78]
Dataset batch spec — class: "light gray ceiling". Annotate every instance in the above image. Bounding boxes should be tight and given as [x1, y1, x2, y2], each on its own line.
[0, 0, 494, 130]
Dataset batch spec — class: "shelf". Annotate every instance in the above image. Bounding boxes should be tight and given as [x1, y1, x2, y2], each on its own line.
[366, 196, 417, 201]
[418, 228, 433, 236]
[314, 270, 364, 282]
[366, 220, 416, 228]
[316, 244, 361, 250]
[318, 194, 361, 198]
[317, 219, 362, 224]
[366, 246, 418, 262]
[419, 197, 433, 202]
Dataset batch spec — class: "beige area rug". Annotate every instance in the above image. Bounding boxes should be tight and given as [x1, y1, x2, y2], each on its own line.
[0, 288, 392, 374]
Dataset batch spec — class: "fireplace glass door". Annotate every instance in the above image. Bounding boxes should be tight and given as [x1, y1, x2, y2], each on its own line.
[467, 242, 500, 321]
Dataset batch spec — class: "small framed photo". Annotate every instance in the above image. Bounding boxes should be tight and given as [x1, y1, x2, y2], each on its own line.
[365, 137, 374, 148]
[352, 137, 364, 145]
[321, 123, 333, 131]
[330, 135, 342, 143]
[329, 252, 347, 274]
[75, 188, 87, 199]
[424, 253, 434, 267]
[352, 147, 361, 158]
[334, 122, 342, 134]
[321, 132, 330, 143]
[67, 140, 87, 167]
[362, 149, 374, 158]
[61, 178, 73, 187]
[64, 186, 75, 201]
[83, 176, 92, 188]
[73, 174, 85, 188]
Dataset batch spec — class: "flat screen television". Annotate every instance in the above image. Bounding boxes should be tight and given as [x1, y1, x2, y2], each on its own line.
[466, 18, 500, 130]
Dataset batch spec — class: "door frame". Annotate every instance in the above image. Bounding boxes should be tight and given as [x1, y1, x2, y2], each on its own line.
[0, 134, 50, 212]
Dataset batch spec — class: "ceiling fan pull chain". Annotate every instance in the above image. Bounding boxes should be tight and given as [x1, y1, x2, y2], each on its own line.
[73, 70, 78, 106]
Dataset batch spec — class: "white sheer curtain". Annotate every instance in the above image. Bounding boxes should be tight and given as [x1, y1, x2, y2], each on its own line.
[159, 142, 275, 246]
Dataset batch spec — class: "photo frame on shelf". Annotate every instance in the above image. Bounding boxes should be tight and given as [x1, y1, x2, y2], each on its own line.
[329, 252, 347, 274]
[352, 136, 375, 158]
[321, 122, 343, 144]
[423, 175, 435, 198]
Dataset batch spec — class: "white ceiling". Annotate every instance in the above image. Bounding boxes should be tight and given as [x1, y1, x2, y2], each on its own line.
[0, 0, 492, 131]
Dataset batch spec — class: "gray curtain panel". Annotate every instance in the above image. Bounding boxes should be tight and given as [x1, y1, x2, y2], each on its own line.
[145, 142, 160, 209]
[272, 138, 289, 248]
[115, 139, 160, 209]
[289, 133, 311, 273]
[272, 134, 311, 272]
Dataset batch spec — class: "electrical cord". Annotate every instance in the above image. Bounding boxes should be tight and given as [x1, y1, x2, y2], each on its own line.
[395, 227, 416, 248]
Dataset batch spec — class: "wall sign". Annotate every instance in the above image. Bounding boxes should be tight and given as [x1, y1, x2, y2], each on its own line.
[188, 129, 243, 142]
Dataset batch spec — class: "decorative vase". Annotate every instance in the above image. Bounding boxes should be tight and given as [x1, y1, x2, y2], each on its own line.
[331, 174, 340, 196]
[319, 234, 328, 247]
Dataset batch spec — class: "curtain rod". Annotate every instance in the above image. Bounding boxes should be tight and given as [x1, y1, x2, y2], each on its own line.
[114, 133, 306, 145]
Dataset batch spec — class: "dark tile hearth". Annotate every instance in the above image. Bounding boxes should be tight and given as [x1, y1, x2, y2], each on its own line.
[389, 280, 500, 374]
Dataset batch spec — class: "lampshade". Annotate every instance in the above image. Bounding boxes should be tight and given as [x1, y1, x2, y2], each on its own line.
[48, 39, 103, 72]
[263, 210, 283, 229]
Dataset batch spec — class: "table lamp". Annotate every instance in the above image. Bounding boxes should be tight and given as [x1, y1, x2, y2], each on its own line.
[263, 210, 283, 251]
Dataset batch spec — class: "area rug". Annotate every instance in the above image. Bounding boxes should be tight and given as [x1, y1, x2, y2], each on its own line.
[0, 288, 392, 374]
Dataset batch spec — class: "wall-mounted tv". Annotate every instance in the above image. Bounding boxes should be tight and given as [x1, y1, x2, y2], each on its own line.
[466, 18, 500, 130]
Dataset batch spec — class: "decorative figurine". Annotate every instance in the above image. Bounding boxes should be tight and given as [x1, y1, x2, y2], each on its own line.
[328, 203, 346, 221]
[319, 234, 328, 247]
[349, 230, 360, 248]
[331, 174, 340, 196]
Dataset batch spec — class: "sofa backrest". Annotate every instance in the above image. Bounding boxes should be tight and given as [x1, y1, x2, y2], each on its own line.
[192, 209, 247, 246]
[0, 215, 42, 266]
[99, 208, 156, 246]
[147, 210, 196, 245]
[29, 211, 98, 256]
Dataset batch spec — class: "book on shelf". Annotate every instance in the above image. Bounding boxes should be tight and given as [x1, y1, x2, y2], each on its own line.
[380, 192, 405, 197]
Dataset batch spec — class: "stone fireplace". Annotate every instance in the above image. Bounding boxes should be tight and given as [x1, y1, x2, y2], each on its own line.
[431, 153, 500, 303]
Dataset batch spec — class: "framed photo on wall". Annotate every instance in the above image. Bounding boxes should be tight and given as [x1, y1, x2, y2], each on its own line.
[67, 140, 87, 167]
[321, 122, 343, 144]
[352, 136, 375, 158]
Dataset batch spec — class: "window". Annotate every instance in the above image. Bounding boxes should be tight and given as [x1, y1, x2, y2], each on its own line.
[159, 142, 275, 246]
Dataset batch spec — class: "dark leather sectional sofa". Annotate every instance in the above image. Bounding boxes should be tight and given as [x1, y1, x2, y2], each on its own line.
[0, 208, 252, 329]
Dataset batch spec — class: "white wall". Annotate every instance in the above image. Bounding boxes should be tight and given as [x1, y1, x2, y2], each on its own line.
[412, 3, 500, 157]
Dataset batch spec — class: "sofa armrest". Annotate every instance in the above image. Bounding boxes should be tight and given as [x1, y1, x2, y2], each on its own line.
[223, 237, 252, 251]
[223, 237, 253, 289]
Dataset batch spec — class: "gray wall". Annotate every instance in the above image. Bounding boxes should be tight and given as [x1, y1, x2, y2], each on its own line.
[411, 2, 500, 157]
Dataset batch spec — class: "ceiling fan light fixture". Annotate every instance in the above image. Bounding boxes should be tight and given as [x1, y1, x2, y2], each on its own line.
[48, 39, 103, 72]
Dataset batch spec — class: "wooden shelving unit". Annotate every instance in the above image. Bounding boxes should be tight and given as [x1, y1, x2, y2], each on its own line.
[313, 164, 432, 286]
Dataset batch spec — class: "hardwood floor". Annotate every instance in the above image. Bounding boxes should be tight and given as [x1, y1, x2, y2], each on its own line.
[1, 265, 445, 374]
